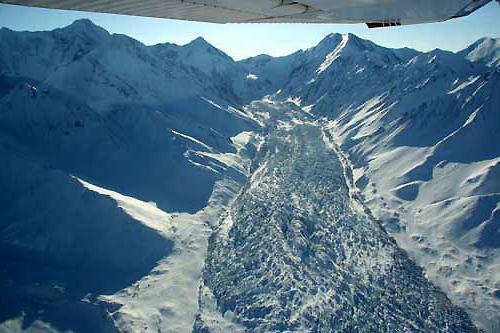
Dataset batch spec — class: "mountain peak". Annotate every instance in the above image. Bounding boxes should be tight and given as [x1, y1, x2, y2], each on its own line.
[185, 36, 222, 53]
[325, 32, 343, 39]
[343, 32, 359, 39]
[184, 36, 233, 61]
[320, 33, 364, 44]
[458, 36, 500, 67]
[69, 18, 96, 28]
[342, 33, 377, 51]
[314, 33, 374, 55]
[187, 36, 212, 48]
[56, 19, 110, 40]
[317, 33, 343, 47]
[473, 36, 498, 46]
[65, 19, 104, 33]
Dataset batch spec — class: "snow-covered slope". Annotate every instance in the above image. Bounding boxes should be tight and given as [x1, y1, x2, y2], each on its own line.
[238, 52, 303, 92]
[458, 37, 500, 67]
[1, 20, 499, 333]
[0, 20, 263, 333]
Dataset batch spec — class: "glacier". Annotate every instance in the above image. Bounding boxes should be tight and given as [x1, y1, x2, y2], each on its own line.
[0, 19, 499, 333]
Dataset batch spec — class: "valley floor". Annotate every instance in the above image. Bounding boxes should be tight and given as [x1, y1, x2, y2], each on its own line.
[195, 99, 477, 332]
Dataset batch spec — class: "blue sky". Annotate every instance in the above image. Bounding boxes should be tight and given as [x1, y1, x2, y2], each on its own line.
[0, 2, 499, 60]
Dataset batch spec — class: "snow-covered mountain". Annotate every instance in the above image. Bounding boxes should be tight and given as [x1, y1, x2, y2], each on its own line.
[458, 37, 500, 67]
[0, 19, 265, 333]
[268, 32, 500, 331]
[1, 20, 498, 333]
[0, 19, 271, 111]
[239, 33, 420, 96]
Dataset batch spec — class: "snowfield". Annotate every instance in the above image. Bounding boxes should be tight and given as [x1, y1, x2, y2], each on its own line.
[0, 20, 499, 332]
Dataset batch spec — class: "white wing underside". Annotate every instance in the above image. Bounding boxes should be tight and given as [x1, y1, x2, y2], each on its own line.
[0, 0, 492, 25]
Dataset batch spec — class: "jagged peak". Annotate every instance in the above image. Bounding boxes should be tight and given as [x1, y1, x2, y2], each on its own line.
[184, 36, 233, 60]
[472, 36, 499, 46]
[186, 36, 212, 48]
[319, 33, 367, 45]
[313, 32, 379, 57]
[316, 33, 343, 48]
[460, 36, 499, 54]
[55, 19, 110, 40]
[63, 19, 101, 32]
[343, 33, 381, 52]
[185, 36, 221, 53]
[458, 36, 500, 67]
[409, 47, 477, 75]
[69, 18, 96, 28]
[343, 32, 362, 40]
[324, 32, 343, 40]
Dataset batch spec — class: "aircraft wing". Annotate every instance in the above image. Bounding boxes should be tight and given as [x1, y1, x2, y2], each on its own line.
[0, 0, 493, 26]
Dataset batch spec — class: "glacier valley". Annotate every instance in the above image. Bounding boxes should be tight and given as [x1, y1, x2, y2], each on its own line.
[0, 20, 499, 333]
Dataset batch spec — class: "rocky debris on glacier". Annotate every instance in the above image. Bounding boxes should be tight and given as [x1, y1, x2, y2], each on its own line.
[197, 102, 478, 332]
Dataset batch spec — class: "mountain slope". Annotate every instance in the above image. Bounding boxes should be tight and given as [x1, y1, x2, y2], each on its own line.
[458, 37, 500, 67]
[0, 20, 264, 333]
[276, 33, 499, 331]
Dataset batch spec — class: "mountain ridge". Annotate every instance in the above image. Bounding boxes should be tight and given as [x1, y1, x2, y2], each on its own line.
[458, 36, 500, 67]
